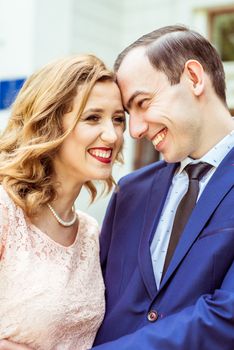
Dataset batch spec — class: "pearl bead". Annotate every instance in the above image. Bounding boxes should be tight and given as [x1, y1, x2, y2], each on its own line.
[47, 203, 77, 227]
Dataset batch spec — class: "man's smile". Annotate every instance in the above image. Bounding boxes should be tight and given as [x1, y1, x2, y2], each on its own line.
[152, 128, 168, 147]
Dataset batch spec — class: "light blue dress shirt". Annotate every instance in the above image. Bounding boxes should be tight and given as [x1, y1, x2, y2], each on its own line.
[150, 130, 234, 288]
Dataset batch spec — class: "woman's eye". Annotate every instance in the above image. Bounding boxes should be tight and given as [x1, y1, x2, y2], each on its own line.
[113, 116, 126, 126]
[85, 115, 100, 122]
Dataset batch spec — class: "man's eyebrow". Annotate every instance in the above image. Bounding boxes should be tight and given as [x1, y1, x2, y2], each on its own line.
[126, 90, 147, 111]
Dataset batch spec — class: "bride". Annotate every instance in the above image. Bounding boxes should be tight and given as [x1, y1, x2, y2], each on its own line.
[0, 54, 125, 350]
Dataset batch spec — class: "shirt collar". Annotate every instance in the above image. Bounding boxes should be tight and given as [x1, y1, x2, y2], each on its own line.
[177, 130, 234, 174]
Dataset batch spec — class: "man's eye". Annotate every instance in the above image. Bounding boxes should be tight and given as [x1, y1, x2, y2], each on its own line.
[137, 99, 148, 108]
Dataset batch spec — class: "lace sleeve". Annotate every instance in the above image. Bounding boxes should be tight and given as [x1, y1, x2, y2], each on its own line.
[0, 191, 10, 259]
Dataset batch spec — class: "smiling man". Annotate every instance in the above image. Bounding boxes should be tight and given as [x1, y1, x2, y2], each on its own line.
[92, 25, 234, 350]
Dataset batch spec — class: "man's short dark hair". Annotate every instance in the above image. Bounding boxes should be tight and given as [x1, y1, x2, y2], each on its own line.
[114, 25, 226, 104]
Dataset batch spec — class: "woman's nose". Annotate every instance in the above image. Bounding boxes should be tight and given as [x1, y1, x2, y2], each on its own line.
[100, 123, 118, 144]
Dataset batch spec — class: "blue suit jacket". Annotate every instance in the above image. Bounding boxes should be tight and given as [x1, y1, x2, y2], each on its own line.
[93, 148, 234, 350]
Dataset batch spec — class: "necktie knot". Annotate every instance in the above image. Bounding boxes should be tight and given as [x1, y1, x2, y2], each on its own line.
[184, 162, 212, 181]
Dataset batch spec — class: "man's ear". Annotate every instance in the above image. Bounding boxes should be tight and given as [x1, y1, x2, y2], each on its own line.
[184, 59, 205, 96]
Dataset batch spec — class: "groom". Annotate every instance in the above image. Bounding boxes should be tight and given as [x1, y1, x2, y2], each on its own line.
[91, 25, 234, 349]
[1, 25, 234, 350]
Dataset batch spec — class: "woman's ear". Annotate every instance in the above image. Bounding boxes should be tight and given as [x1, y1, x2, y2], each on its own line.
[184, 59, 205, 96]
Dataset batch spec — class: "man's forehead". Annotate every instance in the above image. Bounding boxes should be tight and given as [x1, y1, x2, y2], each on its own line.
[116, 49, 163, 91]
[117, 46, 148, 75]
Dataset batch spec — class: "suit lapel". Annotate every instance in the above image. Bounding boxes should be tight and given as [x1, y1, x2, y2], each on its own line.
[138, 162, 177, 299]
[160, 148, 234, 290]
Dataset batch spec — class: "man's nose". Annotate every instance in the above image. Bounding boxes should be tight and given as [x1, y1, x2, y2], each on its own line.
[129, 114, 148, 139]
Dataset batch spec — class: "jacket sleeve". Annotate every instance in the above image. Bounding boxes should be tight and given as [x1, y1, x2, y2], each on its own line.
[92, 258, 234, 350]
[99, 191, 118, 277]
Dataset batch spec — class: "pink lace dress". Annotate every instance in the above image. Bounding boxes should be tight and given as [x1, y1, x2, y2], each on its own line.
[0, 186, 105, 350]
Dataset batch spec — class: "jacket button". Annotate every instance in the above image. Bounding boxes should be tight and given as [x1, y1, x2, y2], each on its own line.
[147, 310, 158, 322]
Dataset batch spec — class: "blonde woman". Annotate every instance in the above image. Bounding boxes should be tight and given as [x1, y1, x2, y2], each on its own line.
[0, 55, 125, 350]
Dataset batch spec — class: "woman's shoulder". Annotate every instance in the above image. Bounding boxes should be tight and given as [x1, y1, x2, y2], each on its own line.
[76, 209, 99, 234]
[0, 185, 16, 211]
[0, 185, 19, 240]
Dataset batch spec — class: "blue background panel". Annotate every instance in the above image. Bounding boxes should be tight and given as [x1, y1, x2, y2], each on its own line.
[0, 78, 26, 110]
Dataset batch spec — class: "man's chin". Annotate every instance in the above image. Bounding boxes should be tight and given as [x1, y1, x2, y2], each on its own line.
[161, 153, 183, 163]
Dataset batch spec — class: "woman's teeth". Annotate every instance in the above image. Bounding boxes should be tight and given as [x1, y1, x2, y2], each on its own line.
[89, 149, 112, 158]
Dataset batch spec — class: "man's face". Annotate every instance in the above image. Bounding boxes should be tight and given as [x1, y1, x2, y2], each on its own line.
[116, 46, 204, 163]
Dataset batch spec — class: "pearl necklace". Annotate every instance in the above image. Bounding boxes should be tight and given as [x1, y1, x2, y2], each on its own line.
[47, 203, 77, 227]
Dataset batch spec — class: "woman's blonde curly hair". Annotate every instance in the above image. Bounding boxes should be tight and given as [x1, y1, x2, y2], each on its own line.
[0, 54, 123, 216]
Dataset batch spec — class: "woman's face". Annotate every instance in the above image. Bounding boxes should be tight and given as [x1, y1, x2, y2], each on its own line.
[55, 80, 125, 185]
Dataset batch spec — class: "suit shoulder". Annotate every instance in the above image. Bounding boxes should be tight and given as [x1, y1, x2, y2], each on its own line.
[118, 160, 166, 187]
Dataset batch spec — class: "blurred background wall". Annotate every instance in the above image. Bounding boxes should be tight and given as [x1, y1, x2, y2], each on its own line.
[1, 0, 234, 223]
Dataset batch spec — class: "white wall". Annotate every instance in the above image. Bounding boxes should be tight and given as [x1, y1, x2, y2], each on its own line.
[71, 0, 124, 66]
[33, 0, 73, 68]
[121, 0, 234, 45]
[0, 0, 74, 128]
[0, 0, 35, 131]
[0, 0, 35, 78]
